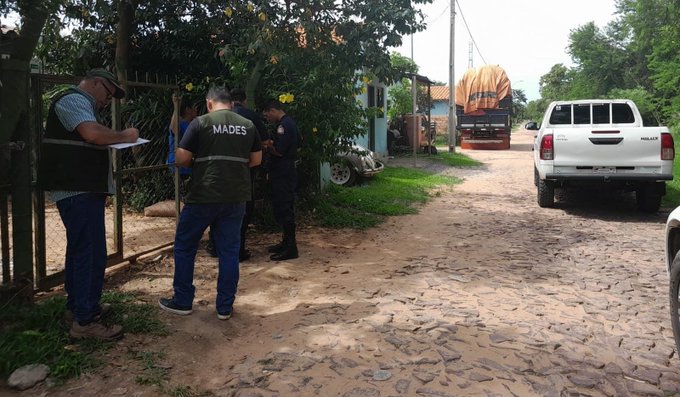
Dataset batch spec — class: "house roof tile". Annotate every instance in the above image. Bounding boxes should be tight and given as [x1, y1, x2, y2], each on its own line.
[430, 85, 449, 101]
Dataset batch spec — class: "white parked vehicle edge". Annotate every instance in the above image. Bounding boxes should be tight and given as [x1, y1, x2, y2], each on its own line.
[665, 207, 680, 353]
[530, 99, 675, 212]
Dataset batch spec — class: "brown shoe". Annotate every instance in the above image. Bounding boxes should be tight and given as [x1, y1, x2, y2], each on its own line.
[70, 320, 124, 341]
[64, 303, 113, 324]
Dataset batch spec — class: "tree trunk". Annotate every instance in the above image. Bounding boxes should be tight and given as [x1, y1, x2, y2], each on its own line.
[0, 3, 51, 298]
[115, 0, 136, 95]
[246, 59, 265, 107]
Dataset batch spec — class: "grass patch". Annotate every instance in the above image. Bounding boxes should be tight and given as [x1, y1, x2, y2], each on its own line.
[308, 166, 460, 229]
[0, 291, 168, 383]
[430, 152, 483, 167]
[132, 350, 208, 396]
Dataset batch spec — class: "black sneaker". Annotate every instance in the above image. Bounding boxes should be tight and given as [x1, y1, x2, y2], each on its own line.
[217, 309, 232, 320]
[159, 297, 193, 315]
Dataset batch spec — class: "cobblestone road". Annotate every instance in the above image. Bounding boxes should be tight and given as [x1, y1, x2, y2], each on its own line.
[18, 130, 680, 397]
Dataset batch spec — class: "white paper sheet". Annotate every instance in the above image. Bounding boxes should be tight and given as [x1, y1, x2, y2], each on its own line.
[108, 138, 150, 150]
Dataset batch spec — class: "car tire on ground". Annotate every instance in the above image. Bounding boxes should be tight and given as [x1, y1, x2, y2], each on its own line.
[636, 185, 662, 213]
[670, 253, 680, 354]
[330, 160, 357, 186]
[537, 179, 554, 208]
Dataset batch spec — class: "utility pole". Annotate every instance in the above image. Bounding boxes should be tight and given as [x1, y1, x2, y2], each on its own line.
[448, 0, 457, 153]
[411, 34, 417, 166]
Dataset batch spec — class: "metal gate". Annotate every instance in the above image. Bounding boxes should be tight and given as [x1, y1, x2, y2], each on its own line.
[0, 72, 182, 292]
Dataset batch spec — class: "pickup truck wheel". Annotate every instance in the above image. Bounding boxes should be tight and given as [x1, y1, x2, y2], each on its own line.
[670, 253, 680, 354]
[636, 187, 661, 212]
[537, 179, 554, 208]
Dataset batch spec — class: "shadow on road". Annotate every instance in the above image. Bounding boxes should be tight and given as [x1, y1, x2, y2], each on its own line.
[553, 188, 669, 224]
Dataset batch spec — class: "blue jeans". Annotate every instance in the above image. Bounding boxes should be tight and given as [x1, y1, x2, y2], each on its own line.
[173, 202, 245, 313]
[57, 193, 108, 324]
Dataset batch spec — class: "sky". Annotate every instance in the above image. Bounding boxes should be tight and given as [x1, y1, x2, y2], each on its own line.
[395, 0, 619, 101]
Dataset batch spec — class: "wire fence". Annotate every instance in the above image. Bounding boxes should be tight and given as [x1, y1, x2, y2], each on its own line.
[0, 72, 183, 291]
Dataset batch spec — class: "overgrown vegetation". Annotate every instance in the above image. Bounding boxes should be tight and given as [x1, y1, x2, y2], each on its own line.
[0, 291, 168, 383]
[306, 166, 460, 229]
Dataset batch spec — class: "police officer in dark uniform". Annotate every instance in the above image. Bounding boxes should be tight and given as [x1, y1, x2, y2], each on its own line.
[160, 86, 262, 320]
[262, 100, 299, 261]
[229, 87, 269, 261]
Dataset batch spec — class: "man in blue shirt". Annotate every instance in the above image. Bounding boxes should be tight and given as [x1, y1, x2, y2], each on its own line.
[38, 69, 139, 341]
[167, 94, 198, 177]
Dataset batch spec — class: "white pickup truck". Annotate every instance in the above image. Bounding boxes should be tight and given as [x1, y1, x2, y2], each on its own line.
[531, 99, 675, 212]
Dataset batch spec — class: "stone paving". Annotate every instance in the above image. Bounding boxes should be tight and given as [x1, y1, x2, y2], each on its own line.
[212, 131, 680, 396]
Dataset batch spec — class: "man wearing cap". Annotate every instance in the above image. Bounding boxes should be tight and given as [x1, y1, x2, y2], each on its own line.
[38, 69, 139, 341]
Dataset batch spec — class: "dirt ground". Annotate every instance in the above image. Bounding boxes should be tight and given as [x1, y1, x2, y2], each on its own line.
[5, 129, 680, 396]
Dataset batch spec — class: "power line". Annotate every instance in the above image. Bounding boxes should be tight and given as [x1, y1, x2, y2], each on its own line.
[425, 3, 450, 24]
[455, 0, 487, 66]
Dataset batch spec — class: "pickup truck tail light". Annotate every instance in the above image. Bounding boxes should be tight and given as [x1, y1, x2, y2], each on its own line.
[540, 134, 554, 160]
[661, 132, 675, 160]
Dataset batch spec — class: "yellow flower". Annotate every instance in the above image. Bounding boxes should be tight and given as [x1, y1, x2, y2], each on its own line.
[270, 55, 279, 64]
[258, 11, 266, 22]
[361, 76, 370, 84]
[247, 2, 254, 12]
[361, 86, 367, 94]
[312, 127, 318, 133]
[224, 7, 232, 17]
[185, 83, 194, 92]
[278, 93, 294, 103]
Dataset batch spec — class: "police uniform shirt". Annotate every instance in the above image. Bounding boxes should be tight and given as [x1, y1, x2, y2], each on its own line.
[273, 115, 298, 159]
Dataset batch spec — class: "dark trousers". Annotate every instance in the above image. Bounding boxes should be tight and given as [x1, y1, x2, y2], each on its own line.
[173, 202, 245, 313]
[57, 193, 108, 325]
[271, 163, 297, 226]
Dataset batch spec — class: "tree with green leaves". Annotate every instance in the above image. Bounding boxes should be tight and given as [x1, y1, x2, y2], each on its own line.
[511, 88, 527, 124]
[4, 0, 434, 196]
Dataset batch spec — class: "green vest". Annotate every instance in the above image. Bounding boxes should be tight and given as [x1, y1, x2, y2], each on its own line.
[38, 88, 110, 192]
[185, 109, 257, 204]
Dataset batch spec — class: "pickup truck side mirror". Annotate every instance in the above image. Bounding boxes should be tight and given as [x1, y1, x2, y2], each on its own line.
[525, 121, 538, 130]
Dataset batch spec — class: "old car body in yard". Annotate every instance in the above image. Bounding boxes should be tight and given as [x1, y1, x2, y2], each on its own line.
[329, 144, 384, 186]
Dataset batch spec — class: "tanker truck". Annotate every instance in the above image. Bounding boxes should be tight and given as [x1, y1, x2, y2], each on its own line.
[455, 65, 512, 150]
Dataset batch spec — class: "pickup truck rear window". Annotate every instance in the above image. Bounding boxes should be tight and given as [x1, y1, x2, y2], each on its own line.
[574, 104, 590, 124]
[550, 103, 635, 125]
[612, 103, 634, 123]
[593, 104, 610, 124]
[549, 104, 571, 125]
